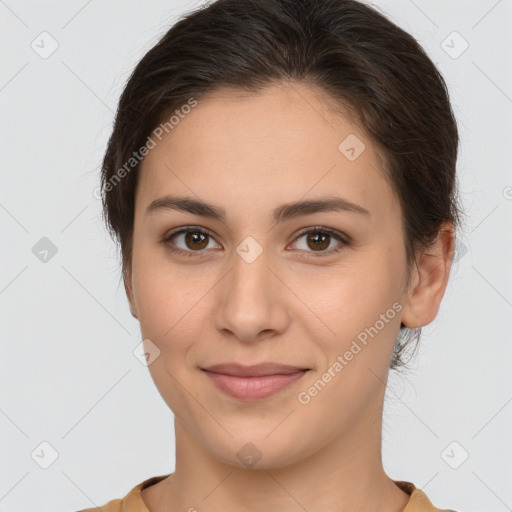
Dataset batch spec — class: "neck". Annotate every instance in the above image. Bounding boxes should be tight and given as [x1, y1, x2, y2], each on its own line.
[155, 405, 410, 512]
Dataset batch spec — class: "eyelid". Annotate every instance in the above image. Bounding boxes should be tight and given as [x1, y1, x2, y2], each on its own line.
[287, 226, 349, 258]
[161, 225, 221, 253]
[161, 225, 349, 258]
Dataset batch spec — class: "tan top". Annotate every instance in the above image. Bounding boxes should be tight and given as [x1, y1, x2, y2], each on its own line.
[79, 474, 455, 511]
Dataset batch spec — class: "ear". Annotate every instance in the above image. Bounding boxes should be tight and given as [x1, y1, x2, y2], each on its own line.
[123, 265, 139, 320]
[400, 222, 455, 329]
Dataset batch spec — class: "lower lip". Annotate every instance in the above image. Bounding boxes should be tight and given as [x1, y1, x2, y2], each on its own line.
[202, 370, 308, 401]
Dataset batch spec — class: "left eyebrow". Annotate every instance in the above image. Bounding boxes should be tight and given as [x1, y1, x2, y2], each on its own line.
[145, 195, 371, 222]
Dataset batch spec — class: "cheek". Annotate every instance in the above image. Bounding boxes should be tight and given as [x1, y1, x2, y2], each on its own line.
[131, 251, 178, 345]
[302, 250, 402, 357]
[304, 264, 382, 324]
[132, 255, 214, 352]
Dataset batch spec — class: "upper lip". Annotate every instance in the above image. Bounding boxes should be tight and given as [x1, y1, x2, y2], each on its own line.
[201, 363, 309, 377]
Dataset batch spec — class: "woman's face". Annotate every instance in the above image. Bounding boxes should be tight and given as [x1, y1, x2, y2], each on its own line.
[127, 82, 414, 468]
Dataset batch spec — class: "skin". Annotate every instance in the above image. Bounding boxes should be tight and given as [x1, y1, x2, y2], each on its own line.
[124, 81, 454, 512]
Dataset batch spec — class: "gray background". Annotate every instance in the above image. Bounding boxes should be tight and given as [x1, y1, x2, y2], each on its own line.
[1, 0, 511, 511]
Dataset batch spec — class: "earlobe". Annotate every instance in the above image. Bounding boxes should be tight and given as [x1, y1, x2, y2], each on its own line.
[400, 223, 455, 329]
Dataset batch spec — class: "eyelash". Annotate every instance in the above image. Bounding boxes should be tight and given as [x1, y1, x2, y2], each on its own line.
[160, 226, 349, 259]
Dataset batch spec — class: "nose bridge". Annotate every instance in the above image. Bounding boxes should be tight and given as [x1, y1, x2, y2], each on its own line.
[229, 238, 273, 305]
[214, 237, 287, 339]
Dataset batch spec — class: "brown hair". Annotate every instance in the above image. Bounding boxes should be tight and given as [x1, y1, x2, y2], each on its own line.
[99, 0, 464, 370]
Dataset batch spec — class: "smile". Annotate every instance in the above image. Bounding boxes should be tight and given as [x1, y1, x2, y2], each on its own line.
[201, 365, 310, 401]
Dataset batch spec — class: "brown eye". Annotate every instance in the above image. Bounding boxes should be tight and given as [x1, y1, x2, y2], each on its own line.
[162, 227, 220, 256]
[291, 227, 348, 258]
[184, 231, 209, 250]
[306, 231, 331, 251]
[162, 226, 348, 259]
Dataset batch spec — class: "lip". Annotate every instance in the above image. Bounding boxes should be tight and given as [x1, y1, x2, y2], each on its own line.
[202, 362, 308, 376]
[201, 363, 310, 401]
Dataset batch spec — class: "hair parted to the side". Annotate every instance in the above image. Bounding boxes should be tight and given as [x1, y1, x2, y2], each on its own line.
[99, 0, 465, 371]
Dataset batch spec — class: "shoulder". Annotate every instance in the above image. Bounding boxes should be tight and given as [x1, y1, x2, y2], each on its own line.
[395, 480, 460, 512]
[78, 497, 123, 511]
[76, 474, 171, 512]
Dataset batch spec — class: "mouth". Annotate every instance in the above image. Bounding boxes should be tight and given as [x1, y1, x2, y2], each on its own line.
[202, 362, 310, 377]
[200, 363, 310, 401]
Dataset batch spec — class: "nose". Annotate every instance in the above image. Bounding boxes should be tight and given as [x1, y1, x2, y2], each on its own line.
[213, 248, 289, 343]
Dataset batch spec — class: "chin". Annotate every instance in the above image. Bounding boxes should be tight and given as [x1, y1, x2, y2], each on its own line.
[203, 429, 316, 471]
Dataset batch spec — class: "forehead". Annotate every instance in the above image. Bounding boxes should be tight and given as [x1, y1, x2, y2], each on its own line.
[137, 82, 397, 225]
